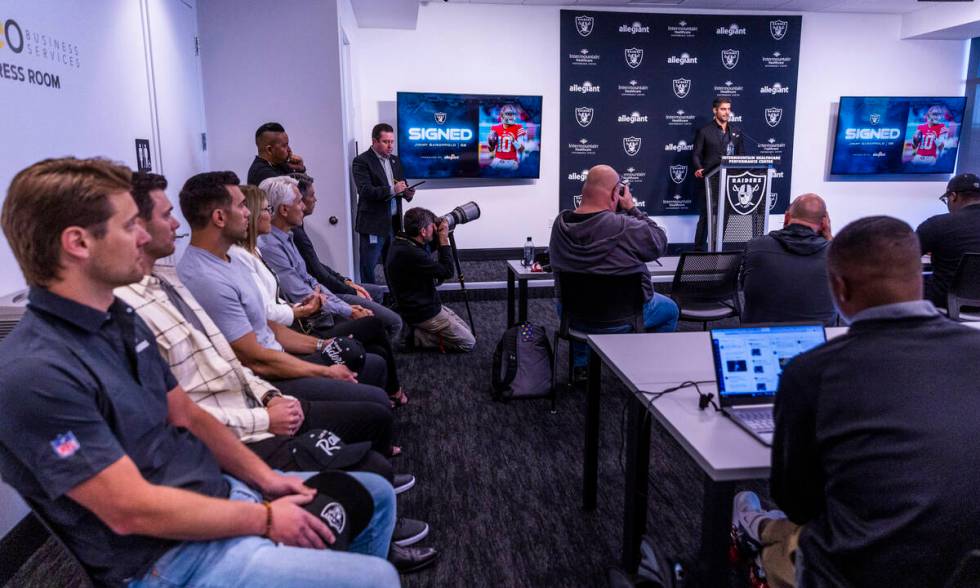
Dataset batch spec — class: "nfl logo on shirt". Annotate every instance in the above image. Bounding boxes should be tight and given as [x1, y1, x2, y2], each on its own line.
[51, 431, 81, 459]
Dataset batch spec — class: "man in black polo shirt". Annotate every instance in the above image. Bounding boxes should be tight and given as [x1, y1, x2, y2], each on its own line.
[692, 97, 745, 250]
[0, 158, 398, 587]
[385, 207, 475, 352]
[246, 122, 306, 186]
[916, 172, 980, 307]
[731, 216, 980, 587]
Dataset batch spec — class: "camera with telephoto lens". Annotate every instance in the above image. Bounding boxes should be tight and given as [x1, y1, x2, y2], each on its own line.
[441, 201, 481, 232]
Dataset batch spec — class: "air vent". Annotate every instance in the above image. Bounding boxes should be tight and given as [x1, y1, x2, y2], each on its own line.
[0, 289, 28, 343]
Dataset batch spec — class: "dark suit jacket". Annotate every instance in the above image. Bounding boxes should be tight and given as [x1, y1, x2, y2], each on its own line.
[352, 148, 409, 236]
[291, 225, 356, 296]
[692, 120, 745, 176]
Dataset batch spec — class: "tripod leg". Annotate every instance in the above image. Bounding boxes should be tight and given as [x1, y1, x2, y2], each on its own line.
[448, 233, 476, 337]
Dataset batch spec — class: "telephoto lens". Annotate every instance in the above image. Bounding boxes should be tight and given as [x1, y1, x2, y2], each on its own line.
[443, 201, 481, 232]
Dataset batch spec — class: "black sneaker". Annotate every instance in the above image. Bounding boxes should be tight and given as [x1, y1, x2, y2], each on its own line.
[393, 474, 416, 495]
[392, 517, 429, 547]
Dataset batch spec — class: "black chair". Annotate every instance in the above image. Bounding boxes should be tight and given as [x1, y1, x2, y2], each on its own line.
[23, 498, 94, 587]
[946, 549, 980, 588]
[553, 272, 646, 401]
[946, 253, 980, 321]
[670, 251, 743, 330]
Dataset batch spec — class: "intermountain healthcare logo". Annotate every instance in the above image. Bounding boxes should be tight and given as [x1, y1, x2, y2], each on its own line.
[569, 48, 601, 66]
[625, 48, 644, 68]
[618, 111, 649, 124]
[717, 23, 746, 36]
[760, 83, 790, 95]
[770, 20, 788, 40]
[726, 171, 768, 215]
[759, 137, 787, 154]
[765, 107, 783, 127]
[762, 52, 792, 69]
[569, 138, 599, 155]
[575, 106, 594, 127]
[568, 81, 600, 94]
[619, 79, 649, 97]
[575, 15, 594, 37]
[665, 109, 696, 126]
[434, 112, 447, 124]
[722, 49, 739, 70]
[623, 136, 642, 156]
[619, 21, 650, 34]
[672, 78, 691, 98]
[713, 81, 743, 98]
[668, 20, 697, 38]
[669, 165, 688, 184]
[621, 166, 647, 185]
[667, 53, 698, 65]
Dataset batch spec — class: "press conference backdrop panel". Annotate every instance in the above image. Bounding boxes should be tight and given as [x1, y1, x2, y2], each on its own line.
[559, 11, 801, 216]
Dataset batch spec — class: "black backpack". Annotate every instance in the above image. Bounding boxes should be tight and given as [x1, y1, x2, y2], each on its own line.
[491, 322, 554, 401]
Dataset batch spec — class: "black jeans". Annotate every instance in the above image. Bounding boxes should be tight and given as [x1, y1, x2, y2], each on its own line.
[310, 316, 401, 395]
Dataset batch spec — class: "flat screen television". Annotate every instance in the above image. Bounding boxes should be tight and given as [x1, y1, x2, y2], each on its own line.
[396, 92, 542, 179]
[831, 96, 966, 175]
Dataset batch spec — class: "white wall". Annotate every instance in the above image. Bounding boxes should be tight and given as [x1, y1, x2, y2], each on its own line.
[197, 0, 355, 275]
[352, 3, 967, 248]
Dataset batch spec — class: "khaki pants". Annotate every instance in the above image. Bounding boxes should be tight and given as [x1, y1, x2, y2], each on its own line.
[760, 519, 802, 588]
[413, 307, 476, 352]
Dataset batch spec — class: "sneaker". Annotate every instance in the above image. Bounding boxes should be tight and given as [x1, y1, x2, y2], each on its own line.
[392, 517, 429, 547]
[393, 474, 416, 495]
[732, 491, 765, 551]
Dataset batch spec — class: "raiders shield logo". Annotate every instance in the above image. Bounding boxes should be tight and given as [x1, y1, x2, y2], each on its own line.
[320, 502, 346, 534]
[669, 165, 688, 184]
[623, 136, 642, 156]
[765, 107, 783, 128]
[575, 15, 594, 37]
[726, 170, 769, 216]
[573, 195, 583, 208]
[721, 49, 739, 70]
[434, 112, 447, 124]
[574, 107, 594, 127]
[869, 113, 881, 125]
[770, 20, 788, 40]
[672, 78, 691, 99]
[625, 48, 644, 69]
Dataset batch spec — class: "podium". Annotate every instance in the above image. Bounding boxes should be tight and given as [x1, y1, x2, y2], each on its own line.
[704, 155, 781, 252]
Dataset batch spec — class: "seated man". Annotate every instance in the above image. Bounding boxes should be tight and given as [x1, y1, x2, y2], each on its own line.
[740, 193, 836, 325]
[0, 157, 398, 587]
[916, 172, 980, 307]
[290, 172, 401, 341]
[732, 216, 980, 587]
[384, 208, 476, 352]
[548, 164, 678, 368]
[174, 172, 392, 415]
[116, 172, 437, 568]
[247, 121, 305, 186]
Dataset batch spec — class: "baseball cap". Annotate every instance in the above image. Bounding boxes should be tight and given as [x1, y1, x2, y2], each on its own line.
[320, 336, 366, 373]
[944, 173, 980, 197]
[291, 429, 373, 471]
[302, 470, 375, 551]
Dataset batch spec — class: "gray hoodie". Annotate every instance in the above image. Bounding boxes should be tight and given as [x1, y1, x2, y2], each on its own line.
[548, 207, 668, 300]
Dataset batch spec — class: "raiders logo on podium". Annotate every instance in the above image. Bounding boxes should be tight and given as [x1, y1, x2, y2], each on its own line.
[726, 170, 769, 216]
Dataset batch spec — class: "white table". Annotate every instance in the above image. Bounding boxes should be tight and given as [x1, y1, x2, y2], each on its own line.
[505, 256, 679, 326]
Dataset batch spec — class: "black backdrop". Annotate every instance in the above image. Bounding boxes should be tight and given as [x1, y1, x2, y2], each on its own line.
[559, 11, 802, 217]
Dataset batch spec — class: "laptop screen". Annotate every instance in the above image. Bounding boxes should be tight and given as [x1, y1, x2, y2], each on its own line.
[710, 325, 826, 403]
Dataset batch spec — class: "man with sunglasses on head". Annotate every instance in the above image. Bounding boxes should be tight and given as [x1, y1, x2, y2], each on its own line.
[915, 172, 980, 307]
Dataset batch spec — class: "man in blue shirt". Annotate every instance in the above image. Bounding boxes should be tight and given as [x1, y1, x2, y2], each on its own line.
[0, 157, 398, 587]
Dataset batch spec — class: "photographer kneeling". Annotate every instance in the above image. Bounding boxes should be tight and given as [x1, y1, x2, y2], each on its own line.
[385, 208, 476, 352]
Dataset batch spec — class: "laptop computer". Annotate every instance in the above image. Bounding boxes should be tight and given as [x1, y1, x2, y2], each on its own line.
[709, 324, 827, 446]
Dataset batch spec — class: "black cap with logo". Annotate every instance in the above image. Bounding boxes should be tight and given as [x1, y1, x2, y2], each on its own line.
[944, 173, 980, 198]
[301, 470, 375, 551]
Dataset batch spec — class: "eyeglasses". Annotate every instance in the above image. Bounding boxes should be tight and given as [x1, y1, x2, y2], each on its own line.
[263, 205, 274, 214]
[940, 192, 953, 205]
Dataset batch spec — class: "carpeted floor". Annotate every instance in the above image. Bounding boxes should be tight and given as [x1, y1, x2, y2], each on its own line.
[5, 287, 771, 588]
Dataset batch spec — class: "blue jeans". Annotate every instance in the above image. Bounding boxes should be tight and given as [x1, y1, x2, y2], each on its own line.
[358, 233, 391, 285]
[129, 472, 398, 588]
[564, 293, 680, 368]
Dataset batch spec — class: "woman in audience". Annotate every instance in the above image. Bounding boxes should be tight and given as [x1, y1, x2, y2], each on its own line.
[234, 184, 412, 408]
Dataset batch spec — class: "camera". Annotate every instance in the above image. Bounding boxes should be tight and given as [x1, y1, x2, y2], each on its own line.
[441, 201, 481, 232]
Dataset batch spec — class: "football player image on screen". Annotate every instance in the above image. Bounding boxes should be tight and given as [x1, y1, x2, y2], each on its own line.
[487, 104, 527, 170]
[911, 105, 950, 165]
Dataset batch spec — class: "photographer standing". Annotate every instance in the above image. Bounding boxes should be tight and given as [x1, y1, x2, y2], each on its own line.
[385, 208, 476, 353]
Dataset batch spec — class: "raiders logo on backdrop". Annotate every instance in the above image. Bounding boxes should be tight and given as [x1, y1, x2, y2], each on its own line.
[726, 170, 769, 216]
[575, 106, 594, 127]
[575, 15, 594, 37]
[765, 107, 783, 128]
[321, 502, 346, 534]
[434, 112, 447, 124]
[669, 165, 688, 184]
[625, 47, 644, 68]
[770, 19, 788, 40]
[623, 136, 642, 156]
[870, 113, 881, 125]
[672, 78, 691, 99]
[573, 195, 583, 208]
[721, 49, 739, 70]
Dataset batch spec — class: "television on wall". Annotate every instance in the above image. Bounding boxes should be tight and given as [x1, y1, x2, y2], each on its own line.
[830, 96, 966, 175]
[396, 92, 542, 179]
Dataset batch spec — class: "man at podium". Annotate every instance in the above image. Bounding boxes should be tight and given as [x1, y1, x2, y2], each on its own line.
[692, 97, 745, 250]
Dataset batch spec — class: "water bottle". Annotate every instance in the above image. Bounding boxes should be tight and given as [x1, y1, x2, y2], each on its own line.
[522, 236, 535, 267]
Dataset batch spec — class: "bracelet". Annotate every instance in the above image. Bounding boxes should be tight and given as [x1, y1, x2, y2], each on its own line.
[262, 500, 273, 537]
[315, 338, 326, 353]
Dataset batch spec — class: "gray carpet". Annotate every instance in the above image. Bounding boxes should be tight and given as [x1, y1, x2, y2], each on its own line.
[5, 289, 769, 588]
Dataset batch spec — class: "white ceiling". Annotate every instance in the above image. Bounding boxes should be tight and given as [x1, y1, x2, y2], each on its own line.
[426, 0, 963, 15]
